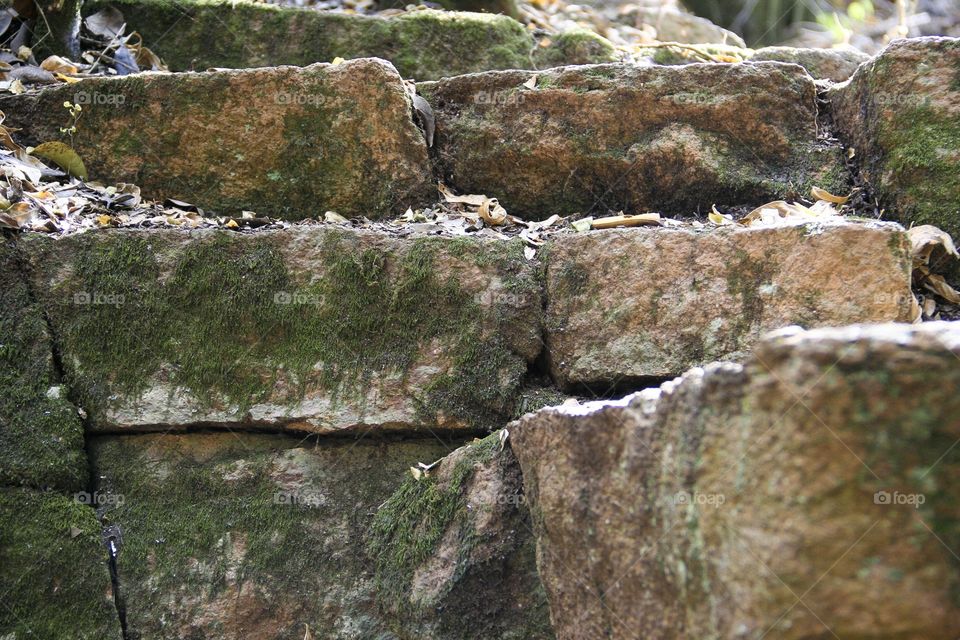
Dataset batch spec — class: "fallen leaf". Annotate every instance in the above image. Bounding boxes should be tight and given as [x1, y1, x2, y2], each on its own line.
[811, 186, 849, 204]
[224, 219, 239, 229]
[40, 55, 78, 75]
[924, 273, 960, 304]
[55, 73, 82, 84]
[411, 94, 434, 147]
[30, 142, 88, 180]
[524, 246, 536, 260]
[478, 197, 507, 226]
[438, 183, 486, 207]
[331, 57, 345, 65]
[85, 7, 126, 39]
[908, 225, 958, 268]
[591, 213, 661, 229]
[571, 217, 593, 232]
[523, 74, 538, 89]
[709, 205, 734, 226]
[324, 211, 348, 223]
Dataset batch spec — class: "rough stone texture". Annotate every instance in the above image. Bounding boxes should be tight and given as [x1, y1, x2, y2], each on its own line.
[22, 227, 542, 433]
[0, 239, 87, 492]
[531, 29, 618, 68]
[750, 46, 870, 82]
[619, 6, 745, 46]
[91, 433, 457, 640]
[830, 37, 960, 256]
[512, 322, 960, 640]
[422, 62, 846, 220]
[368, 432, 553, 639]
[0, 488, 122, 639]
[0, 58, 433, 220]
[544, 220, 914, 388]
[83, 0, 539, 79]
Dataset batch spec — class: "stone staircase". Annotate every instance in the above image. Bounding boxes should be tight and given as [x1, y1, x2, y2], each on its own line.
[1, 2, 959, 637]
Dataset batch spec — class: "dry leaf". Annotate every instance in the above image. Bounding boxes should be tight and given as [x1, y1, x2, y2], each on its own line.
[908, 225, 958, 268]
[331, 57, 345, 65]
[40, 55, 78, 75]
[571, 217, 593, 232]
[478, 197, 507, 226]
[924, 274, 960, 304]
[224, 219, 239, 229]
[811, 186, 849, 204]
[709, 205, 734, 226]
[30, 141, 88, 179]
[523, 75, 538, 89]
[438, 183, 486, 207]
[591, 213, 662, 229]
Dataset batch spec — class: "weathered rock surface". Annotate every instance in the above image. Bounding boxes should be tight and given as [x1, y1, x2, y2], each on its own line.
[0, 488, 122, 638]
[368, 432, 552, 638]
[422, 62, 846, 219]
[82, 0, 607, 79]
[0, 58, 433, 220]
[0, 240, 86, 492]
[619, 6, 745, 46]
[830, 37, 960, 247]
[750, 46, 870, 82]
[512, 322, 960, 639]
[91, 433, 456, 639]
[544, 220, 914, 388]
[22, 227, 542, 433]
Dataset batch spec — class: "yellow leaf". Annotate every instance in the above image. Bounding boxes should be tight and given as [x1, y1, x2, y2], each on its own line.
[478, 197, 507, 226]
[30, 141, 88, 180]
[709, 205, 733, 226]
[811, 186, 849, 204]
[224, 219, 239, 228]
[331, 57, 345, 66]
[96, 214, 112, 226]
[55, 73, 82, 84]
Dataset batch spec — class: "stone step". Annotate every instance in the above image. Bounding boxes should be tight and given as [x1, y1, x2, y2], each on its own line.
[87, 433, 472, 639]
[0, 239, 86, 493]
[22, 227, 542, 434]
[83, 0, 615, 80]
[0, 58, 434, 221]
[422, 61, 846, 219]
[830, 36, 960, 280]
[511, 322, 960, 639]
[19, 219, 910, 433]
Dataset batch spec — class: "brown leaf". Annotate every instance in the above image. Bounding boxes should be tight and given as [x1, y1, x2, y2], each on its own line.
[479, 197, 507, 226]
[591, 213, 662, 229]
[908, 225, 958, 268]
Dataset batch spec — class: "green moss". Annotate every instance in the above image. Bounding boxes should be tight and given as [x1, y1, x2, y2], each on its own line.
[0, 488, 122, 639]
[724, 248, 774, 341]
[0, 241, 86, 492]
[92, 433, 454, 639]
[83, 0, 534, 80]
[366, 433, 501, 612]
[44, 230, 527, 428]
[881, 105, 960, 236]
[533, 29, 617, 69]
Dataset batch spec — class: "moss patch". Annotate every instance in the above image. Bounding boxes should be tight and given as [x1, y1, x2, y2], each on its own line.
[533, 29, 617, 69]
[0, 488, 122, 639]
[92, 433, 454, 639]
[31, 229, 534, 429]
[0, 240, 86, 492]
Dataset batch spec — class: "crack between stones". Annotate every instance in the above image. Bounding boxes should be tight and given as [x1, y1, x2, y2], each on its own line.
[12, 239, 131, 640]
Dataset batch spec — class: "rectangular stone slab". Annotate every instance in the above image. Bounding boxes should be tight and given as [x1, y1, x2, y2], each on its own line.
[83, 0, 540, 80]
[544, 220, 914, 388]
[512, 322, 960, 639]
[90, 432, 454, 640]
[421, 61, 847, 220]
[0, 240, 86, 492]
[0, 58, 433, 220]
[21, 227, 542, 433]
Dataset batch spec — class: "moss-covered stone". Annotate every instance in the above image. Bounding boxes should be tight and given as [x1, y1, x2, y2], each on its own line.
[0, 488, 122, 639]
[0, 58, 433, 220]
[367, 433, 553, 638]
[830, 37, 960, 280]
[90, 432, 455, 639]
[83, 0, 533, 79]
[0, 240, 86, 493]
[533, 29, 618, 69]
[421, 61, 848, 219]
[22, 227, 542, 433]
